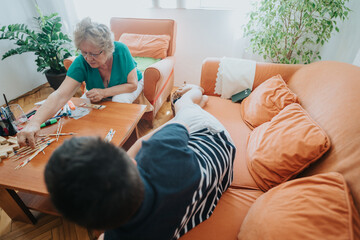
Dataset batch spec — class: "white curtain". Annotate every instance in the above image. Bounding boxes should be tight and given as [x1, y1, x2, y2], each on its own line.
[353, 49, 360, 67]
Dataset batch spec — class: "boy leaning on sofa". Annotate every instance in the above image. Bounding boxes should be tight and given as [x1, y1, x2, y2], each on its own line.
[43, 84, 236, 240]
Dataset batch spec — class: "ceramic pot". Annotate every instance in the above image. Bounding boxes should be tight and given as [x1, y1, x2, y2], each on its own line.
[45, 70, 66, 90]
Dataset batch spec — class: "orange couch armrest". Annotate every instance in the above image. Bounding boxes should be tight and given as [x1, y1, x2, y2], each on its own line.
[64, 56, 76, 71]
[144, 56, 175, 104]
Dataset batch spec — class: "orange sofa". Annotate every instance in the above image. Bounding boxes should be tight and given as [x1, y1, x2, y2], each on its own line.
[179, 58, 360, 239]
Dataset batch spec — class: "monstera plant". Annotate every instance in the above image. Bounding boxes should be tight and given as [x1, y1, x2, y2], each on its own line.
[244, 0, 351, 64]
[0, 5, 74, 89]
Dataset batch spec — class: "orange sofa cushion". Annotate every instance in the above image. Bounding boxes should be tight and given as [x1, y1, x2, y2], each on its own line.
[241, 74, 299, 129]
[246, 103, 331, 191]
[238, 172, 360, 240]
[119, 33, 170, 59]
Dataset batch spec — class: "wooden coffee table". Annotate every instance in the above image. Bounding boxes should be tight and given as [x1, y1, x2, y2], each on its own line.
[0, 98, 146, 224]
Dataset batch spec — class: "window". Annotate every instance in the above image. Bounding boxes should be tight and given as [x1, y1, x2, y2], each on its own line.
[198, 0, 247, 9]
[152, 0, 177, 8]
[152, 0, 257, 10]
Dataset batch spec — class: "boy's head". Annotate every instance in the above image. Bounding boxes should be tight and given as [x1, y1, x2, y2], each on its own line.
[44, 137, 144, 229]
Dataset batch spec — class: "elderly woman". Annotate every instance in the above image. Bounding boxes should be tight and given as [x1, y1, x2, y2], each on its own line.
[17, 18, 143, 147]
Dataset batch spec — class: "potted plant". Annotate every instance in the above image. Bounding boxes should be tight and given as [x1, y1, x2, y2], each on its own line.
[0, 5, 74, 89]
[244, 0, 351, 64]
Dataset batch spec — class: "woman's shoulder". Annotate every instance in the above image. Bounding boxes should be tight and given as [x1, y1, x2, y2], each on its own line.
[114, 41, 128, 51]
[70, 55, 87, 68]
[113, 41, 131, 59]
[74, 54, 85, 61]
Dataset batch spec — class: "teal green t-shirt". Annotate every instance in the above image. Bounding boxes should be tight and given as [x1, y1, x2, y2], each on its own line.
[67, 42, 142, 90]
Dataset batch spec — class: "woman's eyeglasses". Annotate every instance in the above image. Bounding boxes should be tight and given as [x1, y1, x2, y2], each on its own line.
[81, 50, 103, 59]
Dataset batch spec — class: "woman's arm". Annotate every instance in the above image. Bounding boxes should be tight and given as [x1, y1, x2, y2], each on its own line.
[17, 76, 81, 147]
[86, 68, 138, 102]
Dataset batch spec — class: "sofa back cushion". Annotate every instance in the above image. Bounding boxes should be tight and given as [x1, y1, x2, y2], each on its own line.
[120, 33, 170, 59]
[238, 172, 360, 240]
[286, 61, 360, 213]
[110, 17, 176, 57]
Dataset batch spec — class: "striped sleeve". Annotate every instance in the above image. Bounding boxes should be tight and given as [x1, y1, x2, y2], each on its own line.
[172, 128, 235, 239]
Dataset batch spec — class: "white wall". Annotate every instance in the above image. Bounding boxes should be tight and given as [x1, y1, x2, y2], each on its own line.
[319, 0, 360, 63]
[0, 0, 78, 106]
[71, 0, 360, 86]
[1, 0, 359, 106]
[72, 0, 262, 86]
[0, 1, 43, 106]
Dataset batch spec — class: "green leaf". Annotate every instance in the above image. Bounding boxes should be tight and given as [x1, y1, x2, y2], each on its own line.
[0, 4, 74, 73]
[243, 0, 351, 64]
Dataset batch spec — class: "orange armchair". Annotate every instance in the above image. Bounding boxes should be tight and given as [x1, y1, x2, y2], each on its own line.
[64, 17, 177, 126]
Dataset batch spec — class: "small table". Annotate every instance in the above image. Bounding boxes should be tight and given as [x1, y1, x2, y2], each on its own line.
[0, 98, 146, 224]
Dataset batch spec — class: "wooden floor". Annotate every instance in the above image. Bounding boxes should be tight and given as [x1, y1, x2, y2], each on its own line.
[0, 83, 173, 240]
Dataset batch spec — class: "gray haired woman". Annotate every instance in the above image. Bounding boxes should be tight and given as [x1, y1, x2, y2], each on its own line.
[70, 17, 143, 103]
[17, 18, 143, 148]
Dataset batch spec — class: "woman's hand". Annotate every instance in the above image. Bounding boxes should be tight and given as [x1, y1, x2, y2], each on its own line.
[17, 122, 41, 148]
[16, 76, 81, 148]
[86, 88, 105, 103]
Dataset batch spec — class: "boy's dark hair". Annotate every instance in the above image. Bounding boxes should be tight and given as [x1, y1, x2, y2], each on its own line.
[44, 137, 144, 230]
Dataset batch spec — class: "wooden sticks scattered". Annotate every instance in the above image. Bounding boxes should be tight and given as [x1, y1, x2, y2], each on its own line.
[38, 117, 78, 138]
[15, 138, 55, 169]
[1, 117, 78, 167]
[12, 141, 50, 161]
[12, 137, 51, 155]
[55, 118, 63, 141]
[38, 132, 77, 137]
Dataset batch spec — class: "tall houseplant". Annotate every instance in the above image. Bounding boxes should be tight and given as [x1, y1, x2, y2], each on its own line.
[244, 0, 351, 64]
[0, 6, 74, 89]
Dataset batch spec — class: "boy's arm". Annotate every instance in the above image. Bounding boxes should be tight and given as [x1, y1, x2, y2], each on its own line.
[127, 120, 189, 159]
[98, 233, 104, 240]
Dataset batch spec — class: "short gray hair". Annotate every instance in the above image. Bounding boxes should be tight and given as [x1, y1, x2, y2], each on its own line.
[74, 18, 114, 57]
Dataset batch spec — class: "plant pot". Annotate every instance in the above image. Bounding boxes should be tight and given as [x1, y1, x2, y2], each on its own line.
[45, 70, 66, 90]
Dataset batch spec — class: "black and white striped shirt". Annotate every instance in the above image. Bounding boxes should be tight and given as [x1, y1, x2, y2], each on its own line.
[105, 124, 235, 240]
[172, 127, 235, 239]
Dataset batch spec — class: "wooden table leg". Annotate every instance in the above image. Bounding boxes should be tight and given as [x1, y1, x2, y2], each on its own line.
[0, 188, 37, 224]
[122, 127, 139, 151]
